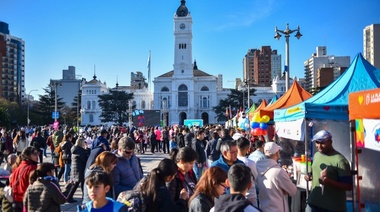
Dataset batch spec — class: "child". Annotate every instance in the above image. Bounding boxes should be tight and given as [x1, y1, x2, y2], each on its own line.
[210, 163, 261, 212]
[78, 171, 127, 212]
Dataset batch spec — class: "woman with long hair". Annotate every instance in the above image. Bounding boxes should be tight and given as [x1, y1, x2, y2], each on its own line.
[188, 166, 228, 212]
[10, 146, 39, 212]
[23, 162, 67, 211]
[82, 151, 118, 204]
[12, 128, 27, 156]
[168, 147, 198, 210]
[141, 158, 188, 212]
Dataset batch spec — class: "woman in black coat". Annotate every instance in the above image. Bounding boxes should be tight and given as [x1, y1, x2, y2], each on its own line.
[66, 137, 88, 202]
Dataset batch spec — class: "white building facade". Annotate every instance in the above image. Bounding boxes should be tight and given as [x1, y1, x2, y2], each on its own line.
[153, 1, 227, 125]
[304, 46, 350, 91]
[363, 24, 380, 69]
[80, 75, 108, 126]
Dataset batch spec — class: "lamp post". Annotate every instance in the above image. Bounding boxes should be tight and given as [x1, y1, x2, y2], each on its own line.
[238, 83, 246, 111]
[50, 81, 62, 122]
[274, 23, 302, 91]
[27, 89, 38, 126]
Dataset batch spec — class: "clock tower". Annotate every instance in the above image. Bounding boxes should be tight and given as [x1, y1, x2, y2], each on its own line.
[173, 0, 193, 77]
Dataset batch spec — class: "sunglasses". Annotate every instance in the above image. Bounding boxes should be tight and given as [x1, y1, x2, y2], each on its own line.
[219, 183, 228, 190]
[124, 150, 134, 155]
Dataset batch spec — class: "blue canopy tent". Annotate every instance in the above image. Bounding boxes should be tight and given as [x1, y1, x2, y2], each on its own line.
[274, 53, 380, 211]
[274, 53, 380, 122]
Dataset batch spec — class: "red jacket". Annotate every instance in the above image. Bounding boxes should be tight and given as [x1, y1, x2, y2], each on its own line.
[10, 160, 38, 202]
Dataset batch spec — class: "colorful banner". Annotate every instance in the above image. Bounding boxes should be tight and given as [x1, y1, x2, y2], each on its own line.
[275, 119, 305, 141]
[362, 119, 380, 152]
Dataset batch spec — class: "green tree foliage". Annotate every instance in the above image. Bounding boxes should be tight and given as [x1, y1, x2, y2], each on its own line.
[36, 86, 66, 124]
[71, 93, 82, 127]
[0, 99, 11, 128]
[0, 98, 25, 128]
[98, 89, 134, 126]
[213, 88, 256, 122]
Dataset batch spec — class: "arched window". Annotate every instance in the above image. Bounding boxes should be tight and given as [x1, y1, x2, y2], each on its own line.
[178, 84, 188, 107]
[202, 96, 209, 108]
[141, 100, 146, 109]
[161, 87, 169, 92]
[89, 114, 94, 122]
[201, 86, 209, 91]
[92, 101, 96, 109]
[87, 101, 91, 110]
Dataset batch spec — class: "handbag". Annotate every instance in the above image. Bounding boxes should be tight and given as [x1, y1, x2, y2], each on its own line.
[62, 179, 74, 196]
[3, 185, 13, 202]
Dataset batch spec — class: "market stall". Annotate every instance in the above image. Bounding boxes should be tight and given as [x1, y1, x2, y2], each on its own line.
[274, 53, 380, 211]
[348, 87, 380, 211]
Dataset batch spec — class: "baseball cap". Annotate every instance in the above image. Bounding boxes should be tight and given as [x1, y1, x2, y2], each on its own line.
[312, 130, 332, 143]
[118, 137, 135, 150]
[264, 142, 282, 156]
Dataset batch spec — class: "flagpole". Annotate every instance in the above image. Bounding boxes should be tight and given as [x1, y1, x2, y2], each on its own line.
[147, 50, 151, 92]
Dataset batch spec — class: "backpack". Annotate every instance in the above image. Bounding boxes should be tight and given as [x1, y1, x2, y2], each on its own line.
[117, 190, 146, 212]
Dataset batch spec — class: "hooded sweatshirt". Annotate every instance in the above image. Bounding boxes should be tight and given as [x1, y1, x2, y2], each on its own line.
[256, 159, 297, 212]
[211, 193, 259, 212]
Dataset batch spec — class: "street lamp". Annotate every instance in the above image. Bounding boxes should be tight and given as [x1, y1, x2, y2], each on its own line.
[50, 81, 62, 122]
[27, 89, 38, 126]
[274, 23, 302, 91]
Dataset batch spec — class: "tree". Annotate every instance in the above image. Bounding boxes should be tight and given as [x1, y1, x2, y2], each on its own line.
[71, 92, 82, 127]
[36, 86, 66, 124]
[98, 89, 134, 126]
[213, 88, 256, 122]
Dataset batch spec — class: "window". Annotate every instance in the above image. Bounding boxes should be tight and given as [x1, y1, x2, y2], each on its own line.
[92, 101, 96, 109]
[87, 101, 91, 110]
[141, 100, 146, 109]
[89, 114, 94, 122]
[201, 86, 209, 91]
[161, 87, 169, 92]
[201, 96, 209, 108]
[178, 84, 188, 107]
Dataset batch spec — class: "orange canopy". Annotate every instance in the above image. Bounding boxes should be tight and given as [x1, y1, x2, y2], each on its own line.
[258, 81, 312, 119]
[247, 99, 267, 120]
[349, 87, 380, 120]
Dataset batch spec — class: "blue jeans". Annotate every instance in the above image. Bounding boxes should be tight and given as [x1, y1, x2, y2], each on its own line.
[193, 162, 204, 181]
[64, 163, 71, 182]
[306, 203, 343, 212]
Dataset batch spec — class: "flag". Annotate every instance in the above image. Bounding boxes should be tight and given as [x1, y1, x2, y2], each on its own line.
[147, 50, 151, 84]
[229, 105, 232, 119]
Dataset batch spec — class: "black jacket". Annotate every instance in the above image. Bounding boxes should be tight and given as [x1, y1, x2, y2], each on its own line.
[213, 194, 254, 212]
[192, 138, 206, 164]
[146, 180, 187, 212]
[70, 145, 88, 182]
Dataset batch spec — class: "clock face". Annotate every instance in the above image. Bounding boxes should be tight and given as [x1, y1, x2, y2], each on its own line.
[180, 23, 185, 30]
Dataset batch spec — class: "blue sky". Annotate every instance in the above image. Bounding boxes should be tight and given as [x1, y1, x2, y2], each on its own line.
[1, 0, 380, 98]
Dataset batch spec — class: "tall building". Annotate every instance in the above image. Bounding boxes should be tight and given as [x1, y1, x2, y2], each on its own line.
[243, 46, 281, 87]
[153, 0, 229, 125]
[363, 24, 380, 69]
[304, 46, 350, 91]
[0, 21, 25, 104]
[50, 66, 84, 107]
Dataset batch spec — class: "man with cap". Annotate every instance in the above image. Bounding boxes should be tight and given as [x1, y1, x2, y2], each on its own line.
[91, 129, 110, 150]
[256, 142, 297, 212]
[112, 136, 143, 197]
[305, 130, 352, 212]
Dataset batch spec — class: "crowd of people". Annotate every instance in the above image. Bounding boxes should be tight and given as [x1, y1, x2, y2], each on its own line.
[0, 124, 352, 212]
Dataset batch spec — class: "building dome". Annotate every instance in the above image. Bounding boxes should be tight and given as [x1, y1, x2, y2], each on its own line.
[176, 0, 188, 17]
